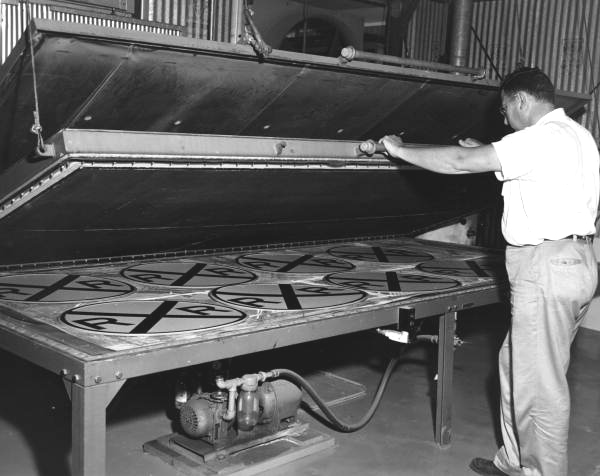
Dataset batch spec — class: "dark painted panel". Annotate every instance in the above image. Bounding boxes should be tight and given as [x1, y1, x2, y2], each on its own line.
[0, 166, 499, 264]
[0, 21, 508, 172]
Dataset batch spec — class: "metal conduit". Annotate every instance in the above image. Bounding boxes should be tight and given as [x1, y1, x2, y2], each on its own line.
[229, 0, 244, 44]
[340, 45, 485, 78]
[449, 0, 474, 68]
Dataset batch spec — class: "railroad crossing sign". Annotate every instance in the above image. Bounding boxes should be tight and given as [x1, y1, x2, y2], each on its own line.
[236, 252, 354, 274]
[328, 245, 433, 264]
[61, 300, 248, 334]
[0, 273, 134, 302]
[121, 261, 256, 288]
[210, 283, 366, 310]
[326, 270, 462, 294]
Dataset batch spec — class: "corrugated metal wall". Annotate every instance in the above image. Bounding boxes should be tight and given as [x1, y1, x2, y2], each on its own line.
[141, 0, 187, 26]
[140, 0, 239, 40]
[177, 0, 241, 41]
[1, 0, 240, 64]
[2, 1, 50, 62]
[407, 0, 600, 143]
[1, 0, 182, 63]
[406, 0, 447, 63]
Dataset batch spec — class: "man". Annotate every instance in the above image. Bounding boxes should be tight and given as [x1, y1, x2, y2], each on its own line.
[380, 67, 599, 476]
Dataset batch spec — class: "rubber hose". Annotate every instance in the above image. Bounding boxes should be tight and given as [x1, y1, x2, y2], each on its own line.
[271, 355, 401, 433]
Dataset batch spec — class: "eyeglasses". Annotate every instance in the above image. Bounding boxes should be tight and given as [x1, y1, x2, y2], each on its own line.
[499, 94, 518, 118]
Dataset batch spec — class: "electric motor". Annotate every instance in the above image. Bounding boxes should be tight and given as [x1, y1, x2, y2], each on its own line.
[179, 391, 229, 442]
[178, 379, 302, 441]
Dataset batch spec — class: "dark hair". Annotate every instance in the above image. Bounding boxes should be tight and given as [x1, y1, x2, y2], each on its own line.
[500, 66, 555, 104]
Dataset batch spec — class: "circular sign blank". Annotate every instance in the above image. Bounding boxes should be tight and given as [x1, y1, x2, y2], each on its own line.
[236, 252, 354, 274]
[61, 300, 248, 334]
[417, 257, 505, 279]
[0, 273, 134, 302]
[326, 271, 462, 294]
[328, 245, 433, 264]
[121, 261, 256, 288]
[210, 283, 366, 310]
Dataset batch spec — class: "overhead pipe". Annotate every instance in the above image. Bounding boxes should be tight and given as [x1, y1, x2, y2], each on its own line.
[340, 46, 486, 78]
[449, 0, 474, 68]
[383, 0, 392, 55]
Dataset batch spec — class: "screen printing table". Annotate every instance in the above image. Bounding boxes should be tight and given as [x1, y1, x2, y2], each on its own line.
[0, 122, 511, 476]
[7, 20, 585, 476]
[0, 238, 505, 476]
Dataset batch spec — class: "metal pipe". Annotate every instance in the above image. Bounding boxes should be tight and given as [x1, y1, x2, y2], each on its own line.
[229, 0, 245, 44]
[302, 0, 308, 54]
[208, 0, 216, 41]
[383, 0, 392, 55]
[449, 0, 474, 68]
[215, 375, 238, 421]
[215, 372, 275, 421]
[340, 46, 485, 78]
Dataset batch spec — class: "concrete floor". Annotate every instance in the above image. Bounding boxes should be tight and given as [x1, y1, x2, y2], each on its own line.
[0, 303, 599, 476]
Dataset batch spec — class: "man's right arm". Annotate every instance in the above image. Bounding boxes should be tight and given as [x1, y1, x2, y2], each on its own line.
[380, 135, 502, 175]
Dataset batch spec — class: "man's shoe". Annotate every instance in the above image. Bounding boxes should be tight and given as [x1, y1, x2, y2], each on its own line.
[469, 458, 509, 476]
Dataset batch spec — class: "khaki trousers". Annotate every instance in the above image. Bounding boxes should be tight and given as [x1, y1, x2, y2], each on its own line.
[494, 239, 597, 476]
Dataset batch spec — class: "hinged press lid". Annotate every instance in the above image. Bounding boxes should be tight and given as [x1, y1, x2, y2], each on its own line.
[0, 20, 591, 266]
[1, 19, 589, 172]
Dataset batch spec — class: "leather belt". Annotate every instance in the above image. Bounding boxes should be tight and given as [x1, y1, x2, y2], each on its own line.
[561, 234, 594, 243]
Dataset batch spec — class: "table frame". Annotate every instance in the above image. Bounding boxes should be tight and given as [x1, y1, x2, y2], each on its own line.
[0, 282, 502, 476]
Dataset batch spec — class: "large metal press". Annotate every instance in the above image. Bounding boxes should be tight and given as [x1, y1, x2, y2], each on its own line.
[0, 19, 590, 476]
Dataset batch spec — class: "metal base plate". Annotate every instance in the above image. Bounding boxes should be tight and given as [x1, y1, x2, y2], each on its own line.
[143, 422, 335, 476]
